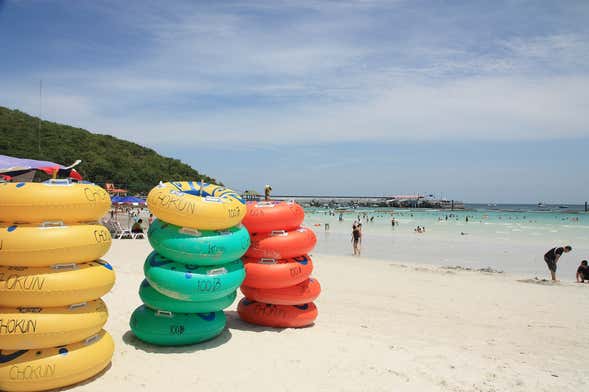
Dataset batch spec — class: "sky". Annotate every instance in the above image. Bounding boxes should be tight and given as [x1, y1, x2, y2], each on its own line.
[0, 0, 588, 203]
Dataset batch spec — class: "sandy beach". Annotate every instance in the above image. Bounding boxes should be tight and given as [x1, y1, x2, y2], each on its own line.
[3, 1, 588, 391]
[77, 239, 589, 392]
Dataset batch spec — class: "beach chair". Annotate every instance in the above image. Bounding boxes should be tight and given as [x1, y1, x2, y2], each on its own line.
[112, 221, 133, 239]
[102, 219, 117, 237]
[132, 231, 145, 240]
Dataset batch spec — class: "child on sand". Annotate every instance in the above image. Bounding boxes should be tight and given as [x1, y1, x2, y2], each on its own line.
[576, 260, 589, 283]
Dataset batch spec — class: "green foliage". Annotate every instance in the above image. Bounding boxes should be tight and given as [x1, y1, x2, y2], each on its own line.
[0, 106, 219, 193]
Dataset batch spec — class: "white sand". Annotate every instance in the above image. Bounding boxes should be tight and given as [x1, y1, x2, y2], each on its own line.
[78, 240, 589, 392]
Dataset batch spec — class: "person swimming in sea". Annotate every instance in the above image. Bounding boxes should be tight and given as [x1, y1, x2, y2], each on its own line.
[543, 245, 572, 281]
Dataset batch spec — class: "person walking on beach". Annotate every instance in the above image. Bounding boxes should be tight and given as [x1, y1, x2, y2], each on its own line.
[352, 223, 362, 255]
[264, 185, 272, 201]
[543, 245, 572, 281]
[576, 260, 589, 283]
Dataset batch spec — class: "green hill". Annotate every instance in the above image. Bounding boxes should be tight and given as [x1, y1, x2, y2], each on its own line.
[0, 106, 218, 194]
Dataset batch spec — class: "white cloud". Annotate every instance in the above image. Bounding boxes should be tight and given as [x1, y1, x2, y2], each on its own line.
[2, 1, 589, 148]
[78, 75, 585, 147]
[502, 34, 589, 68]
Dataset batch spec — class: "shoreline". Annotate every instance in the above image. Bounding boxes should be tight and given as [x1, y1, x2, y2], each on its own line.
[315, 251, 589, 288]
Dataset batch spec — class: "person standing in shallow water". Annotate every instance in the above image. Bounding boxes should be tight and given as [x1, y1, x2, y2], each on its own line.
[352, 223, 362, 255]
[543, 245, 572, 281]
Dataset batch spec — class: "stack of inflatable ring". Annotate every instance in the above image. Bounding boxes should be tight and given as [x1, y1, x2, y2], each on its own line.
[130, 181, 249, 346]
[0, 179, 115, 392]
[238, 200, 320, 328]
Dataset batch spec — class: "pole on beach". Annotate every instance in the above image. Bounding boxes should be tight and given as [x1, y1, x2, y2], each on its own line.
[38, 79, 42, 154]
[451, 200, 454, 211]
[585, 201, 588, 212]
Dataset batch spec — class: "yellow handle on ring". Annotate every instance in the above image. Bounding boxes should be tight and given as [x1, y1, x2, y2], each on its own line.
[147, 181, 246, 230]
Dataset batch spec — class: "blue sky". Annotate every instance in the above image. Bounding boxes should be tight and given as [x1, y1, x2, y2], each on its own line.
[1, 0, 588, 203]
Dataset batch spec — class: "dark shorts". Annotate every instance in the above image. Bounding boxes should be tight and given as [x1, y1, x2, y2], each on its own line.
[544, 256, 557, 272]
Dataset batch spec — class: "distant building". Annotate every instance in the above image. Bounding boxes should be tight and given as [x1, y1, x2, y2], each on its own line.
[243, 190, 261, 201]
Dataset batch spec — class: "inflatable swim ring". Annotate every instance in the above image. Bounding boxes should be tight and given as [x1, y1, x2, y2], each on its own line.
[246, 227, 317, 260]
[0, 261, 115, 308]
[237, 298, 317, 328]
[143, 252, 245, 302]
[240, 278, 321, 305]
[242, 201, 304, 233]
[0, 223, 111, 267]
[147, 181, 246, 230]
[242, 255, 313, 289]
[139, 280, 237, 313]
[0, 180, 110, 224]
[0, 299, 108, 350]
[148, 219, 250, 266]
[0, 330, 114, 392]
[130, 305, 225, 346]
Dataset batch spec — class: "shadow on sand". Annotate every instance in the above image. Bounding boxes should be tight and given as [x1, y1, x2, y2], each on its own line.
[225, 310, 315, 332]
[52, 362, 112, 391]
[122, 328, 232, 353]
[517, 278, 587, 287]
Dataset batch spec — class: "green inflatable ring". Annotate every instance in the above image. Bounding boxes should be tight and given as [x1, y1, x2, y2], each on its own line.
[144, 251, 246, 302]
[148, 219, 250, 265]
[130, 305, 226, 346]
[139, 279, 237, 313]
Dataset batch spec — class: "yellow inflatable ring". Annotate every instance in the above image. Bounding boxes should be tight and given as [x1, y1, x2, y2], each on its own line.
[0, 180, 111, 224]
[0, 330, 114, 392]
[147, 181, 246, 230]
[0, 261, 115, 308]
[0, 299, 108, 350]
[0, 223, 112, 267]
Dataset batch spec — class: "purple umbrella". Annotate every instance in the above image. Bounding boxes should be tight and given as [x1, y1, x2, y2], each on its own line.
[0, 155, 82, 180]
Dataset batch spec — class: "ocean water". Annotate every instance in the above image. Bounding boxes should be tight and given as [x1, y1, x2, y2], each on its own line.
[302, 205, 589, 278]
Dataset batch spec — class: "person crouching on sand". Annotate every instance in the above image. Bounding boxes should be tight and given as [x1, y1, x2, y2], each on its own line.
[543, 245, 572, 281]
[576, 260, 589, 283]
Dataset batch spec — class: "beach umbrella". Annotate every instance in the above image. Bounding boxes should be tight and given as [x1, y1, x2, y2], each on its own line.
[0, 154, 82, 180]
[113, 196, 146, 205]
[123, 196, 146, 204]
[111, 196, 125, 204]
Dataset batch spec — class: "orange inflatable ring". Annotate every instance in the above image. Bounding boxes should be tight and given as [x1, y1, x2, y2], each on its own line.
[242, 255, 313, 289]
[242, 201, 305, 233]
[237, 298, 317, 328]
[241, 278, 321, 305]
[245, 227, 316, 260]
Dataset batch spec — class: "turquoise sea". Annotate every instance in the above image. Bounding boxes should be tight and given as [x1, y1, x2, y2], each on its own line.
[302, 204, 589, 277]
